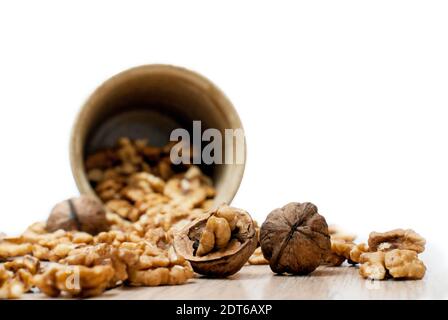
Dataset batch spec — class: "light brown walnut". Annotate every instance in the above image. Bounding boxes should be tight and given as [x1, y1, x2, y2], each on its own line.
[197, 216, 232, 257]
[349, 243, 369, 264]
[248, 247, 269, 265]
[4, 255, 40, 275]
[34, 264, 115, 298]
[0, 265, 25, 299]
[328, 225, 357, 242]
[384, 249, 426, 280]
[324, 239, 355, 266]
[368, 229, 425, 253]
[124, 244, 194, 287]
[61, 243, 129, 287]
[0, 242, 33, 259]
[359, 251, 386, 280]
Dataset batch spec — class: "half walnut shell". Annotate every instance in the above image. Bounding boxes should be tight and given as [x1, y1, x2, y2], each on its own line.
[174, 205, 257, 278]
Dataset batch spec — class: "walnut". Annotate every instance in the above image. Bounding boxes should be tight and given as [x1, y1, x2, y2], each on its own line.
[384, 249, 426, 280]
[106, 199, 140, 222]
[164, 179, 206, 209]
[85, 149, 118, 171]
[34, 264, 115, 298]
[2, 229, 91, 263]
[61, 243, 128, 287]
[368, 229, 425, 253]
[0, 265, 25, 299]
[21, 230, 85, 262]
[174, 205, 257, 277]
[128, 172, 165, 194]
[143, 228, 172, 249]
[325, 240, 369, 266]
[324, 239, 354, 266]
[94, 230, 140, 247]
[196, 216, 232, 256]
[116, 241, 194, 287]
[106, 212, 134, 231]
[248, 247, 269, 265]
[0, 241, 33, 259]
[4, 255, 40, 275]
[3, 256, 39, 293]
[126, 246, 194, 287]
[332, 240, 354, 260]
[71, 232, 94, 244]
[324, 252, 346, 267]
[46, 195, 110, 235]
[87, 139, 215, 231]
[0, 255, 40, 299]
[349, 243, 369, 264]
[359, 251, 387, 280]
[328, 225, 357, 242]
[96, 178, 123, 201]
[260, 202, 331, 275]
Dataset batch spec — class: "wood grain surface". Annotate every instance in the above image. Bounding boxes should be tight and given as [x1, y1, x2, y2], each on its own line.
[23, 263, 446, 300]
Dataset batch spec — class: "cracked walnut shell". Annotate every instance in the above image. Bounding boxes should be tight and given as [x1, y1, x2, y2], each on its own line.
[260, 202, 331, 275]
[174, 205, 257, 277]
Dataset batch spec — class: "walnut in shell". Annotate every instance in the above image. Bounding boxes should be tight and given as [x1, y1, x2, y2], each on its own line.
[260, 202, 331, 275]
[173, 205, 257, 278]
[46, 195, 109, 235]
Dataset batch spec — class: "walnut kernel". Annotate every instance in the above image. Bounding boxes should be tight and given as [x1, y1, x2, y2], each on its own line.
[384, 249, 426, 280]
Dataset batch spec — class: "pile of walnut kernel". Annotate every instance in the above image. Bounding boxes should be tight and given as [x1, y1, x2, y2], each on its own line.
[0, 138, 218, 298]
[326, 226, 427, 280]
[87, 137, 216, 229]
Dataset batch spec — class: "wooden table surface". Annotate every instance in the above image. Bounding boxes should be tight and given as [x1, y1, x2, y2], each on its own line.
[23, 261, 447, 300]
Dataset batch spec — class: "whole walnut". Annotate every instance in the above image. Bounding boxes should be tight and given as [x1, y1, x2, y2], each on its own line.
[46, 195, 109, 235]
[260, 202, 331, 275]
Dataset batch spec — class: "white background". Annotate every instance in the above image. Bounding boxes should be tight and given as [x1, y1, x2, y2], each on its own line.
[1, 1, 447, 283]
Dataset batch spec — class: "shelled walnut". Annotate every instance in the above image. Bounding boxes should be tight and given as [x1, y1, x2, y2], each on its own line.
[349, 243, 369, 264]
[125, 244, 194, 287]
[368, 229, 425, 253]
[324, 239, 355, 266]
[357, 229, 427, 281]
[34, 264, 115, 298]
[248, 247, 269, 265]
[359, 251, 387, 280]
[4, 227, 94, 262]
[384, 249, 426, 280]
[60, 243, 129, 288]
[324, 240, 369, 267]
[0, 265, 25, 299]
[4, 255, 40, 275]
[260, 202, 331, 275]
[328, 225, 357, 242]
[174, 205, 257, 277]
[0, 255, 39, 299]
[0, 241, 33, 260]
